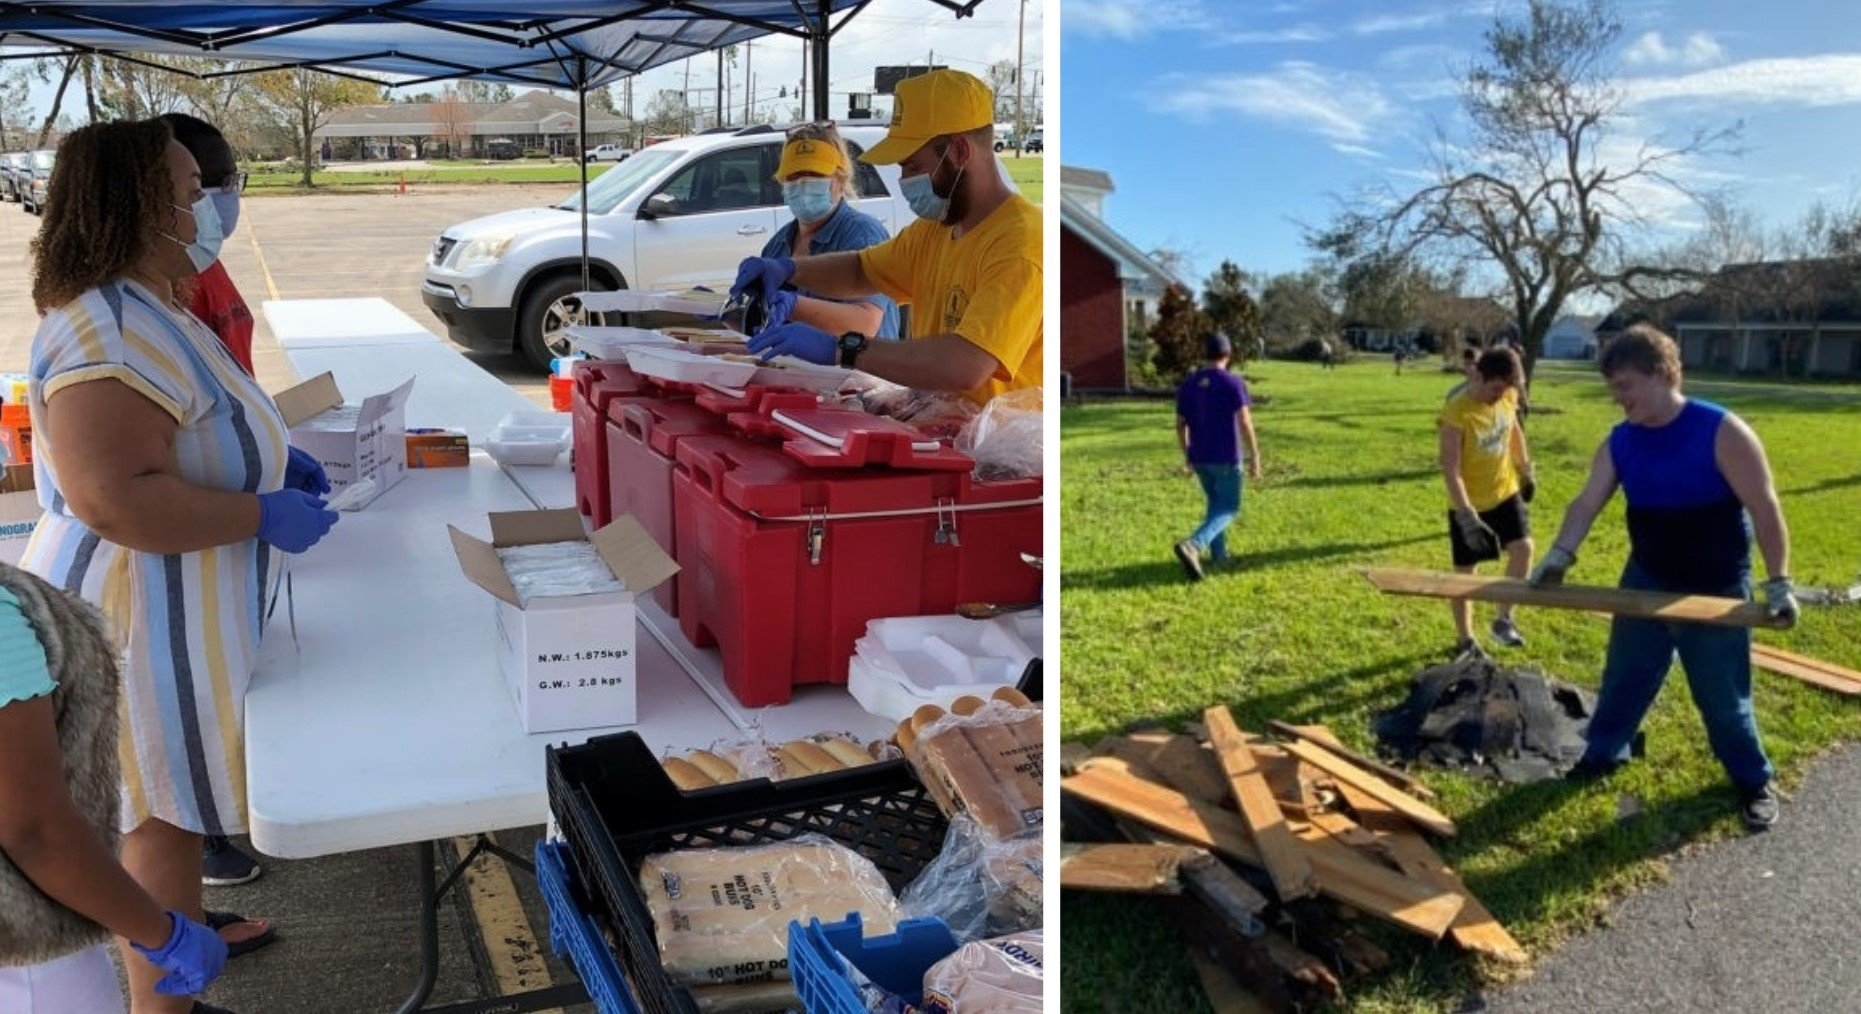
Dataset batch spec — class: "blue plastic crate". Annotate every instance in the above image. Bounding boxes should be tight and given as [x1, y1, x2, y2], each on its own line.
[536, 839, 639, 1014]
[788, 912, 959, 1013]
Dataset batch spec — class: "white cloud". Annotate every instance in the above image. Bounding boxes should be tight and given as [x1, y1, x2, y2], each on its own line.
[1065, 0, 1211, 39]
[1214, 24, 1332, 45]
[1623, 30, 1726, 68]
[1331, 142, 1386, 160]
[1150, 63, 1395, 144]
[1627, 54, 1861, 108]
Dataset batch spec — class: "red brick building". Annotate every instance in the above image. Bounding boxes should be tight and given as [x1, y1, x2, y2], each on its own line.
[1060, 167, 1176, 393]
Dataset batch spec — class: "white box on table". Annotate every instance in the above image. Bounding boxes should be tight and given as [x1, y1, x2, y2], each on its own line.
[274, 372, 413, 508]
[0, 465, 40, 567]
[447, 508, 679, 734]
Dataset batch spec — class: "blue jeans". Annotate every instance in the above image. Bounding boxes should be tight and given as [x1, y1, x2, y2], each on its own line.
[1581, 559, 1772, 789]
[1186, 464, 1243, 562]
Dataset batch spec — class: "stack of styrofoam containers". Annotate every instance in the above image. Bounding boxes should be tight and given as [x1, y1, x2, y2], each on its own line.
[846, 612, 1041, 722]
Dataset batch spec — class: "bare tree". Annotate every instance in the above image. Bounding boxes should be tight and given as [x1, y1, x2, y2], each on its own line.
[429, 86, 473, 158]
[1310, 0, 1737, 379]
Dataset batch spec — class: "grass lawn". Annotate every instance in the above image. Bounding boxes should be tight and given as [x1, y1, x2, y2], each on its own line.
[1060, 356, 1861, 1013]
[244, 155, 1047, 201]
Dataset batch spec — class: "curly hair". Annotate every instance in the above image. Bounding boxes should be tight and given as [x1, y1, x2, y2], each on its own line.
[31, 119, 177, 314]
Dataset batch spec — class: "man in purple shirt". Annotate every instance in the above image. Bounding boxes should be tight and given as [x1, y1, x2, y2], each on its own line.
[1174, 332, 1262, 580]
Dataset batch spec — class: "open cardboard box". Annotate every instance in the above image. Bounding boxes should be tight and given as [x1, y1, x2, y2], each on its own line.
[448, 509, 678, 733]
[0, 464, 40, 567]
[274, 372, 413, 509]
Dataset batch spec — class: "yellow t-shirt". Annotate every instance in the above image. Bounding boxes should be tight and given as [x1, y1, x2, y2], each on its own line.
[857, 193, 1043, 404]
[1439, 389, 1520, 511]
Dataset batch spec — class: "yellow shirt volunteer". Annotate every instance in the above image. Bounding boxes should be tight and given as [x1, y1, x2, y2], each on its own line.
[857, 193, 1043, 403]
[1439, 389, 1521, 511]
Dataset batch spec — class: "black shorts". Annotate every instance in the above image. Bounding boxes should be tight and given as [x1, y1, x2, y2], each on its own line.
[1448, 495, 1531, 567]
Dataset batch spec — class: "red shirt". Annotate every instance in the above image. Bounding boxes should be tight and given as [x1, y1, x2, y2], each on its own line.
[188, 260, 255, 375]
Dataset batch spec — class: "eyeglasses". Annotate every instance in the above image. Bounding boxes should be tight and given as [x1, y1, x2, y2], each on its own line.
[215, 171, 247, 195]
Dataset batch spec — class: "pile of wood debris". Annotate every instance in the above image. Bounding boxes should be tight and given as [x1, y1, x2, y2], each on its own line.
[1060, 706, 1525, 1012]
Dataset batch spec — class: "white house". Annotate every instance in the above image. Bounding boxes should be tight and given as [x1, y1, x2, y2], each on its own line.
[1543, 314, 1600, 359]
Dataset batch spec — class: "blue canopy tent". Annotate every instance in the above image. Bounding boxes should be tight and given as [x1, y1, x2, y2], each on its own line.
[0, 5, 990, 1012]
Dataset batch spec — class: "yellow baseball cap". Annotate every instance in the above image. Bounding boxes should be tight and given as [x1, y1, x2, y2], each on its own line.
[859, 69, 994, 165]
[777, 136, 846, 179]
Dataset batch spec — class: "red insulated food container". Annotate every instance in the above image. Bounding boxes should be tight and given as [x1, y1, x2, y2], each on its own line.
[569, 359, 651, 522]
[603, 398, 728, 616]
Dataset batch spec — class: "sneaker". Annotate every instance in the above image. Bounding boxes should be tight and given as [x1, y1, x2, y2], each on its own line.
[1491, 616, 1526, 648]
[1450, 638, 1488, 663]
[202, 835, 262, 887]
[1564, 757, 1623, 783]
[1173, 540, 1204, 582]
[1738, 783, 1780, 831]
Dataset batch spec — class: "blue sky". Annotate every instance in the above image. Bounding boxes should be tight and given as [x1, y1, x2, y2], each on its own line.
[1060, 0, 1861, 293]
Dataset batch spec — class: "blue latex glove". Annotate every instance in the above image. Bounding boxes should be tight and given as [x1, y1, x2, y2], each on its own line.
[132, 910, 227, 997]
[257, 489, 339, 553]
[730, 256, 795, 305]
[761, 289, 799, 333]
[285, 446, 331, 497]
[746, 322, 836, 365]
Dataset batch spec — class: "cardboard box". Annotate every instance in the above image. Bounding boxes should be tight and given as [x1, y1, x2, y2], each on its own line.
[275, 372, 413, 508]
[0, 465, 40, 568]
[448, 509, 679, 733]
[406, 428, 469, 468]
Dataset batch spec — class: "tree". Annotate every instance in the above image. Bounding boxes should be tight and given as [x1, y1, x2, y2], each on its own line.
[986, 59, 1019, 124]
[429, 86, 473, 158]
[0, 66, 29, 150]
[589, 86, 619, 115]
[92, 55, 190, 120]
[1148, 283, 1214, 382]
[454, 80, 513, 105]
[1310, 0, 1735, 380]
[643, 89, 691, 136]
[251, 68, 378, 185]
[1258, 268, 1340, 353]
[1200, 260, 1264, 363]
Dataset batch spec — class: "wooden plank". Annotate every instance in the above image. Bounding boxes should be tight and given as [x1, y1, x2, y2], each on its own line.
[1185, 946, 1277, 1014]
[1278, 739, 1458, 838]
[1270, 721, 1436, 799]
[1751, 644, 1861, 695]
[1205, 706, 1319, 902]
[1361, 567, 1788, 629]
[1062, 766, 1465, 938]
[1146, 734, 1234, 807]
[1059, 843, 1191, 894]
[1327, 776, 1528, 964]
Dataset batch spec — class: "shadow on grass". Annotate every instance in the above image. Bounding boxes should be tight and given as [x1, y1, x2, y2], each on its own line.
[1784, 472, 1861, 497]
[1276, 466, 1439, 490]
[1062, 532, 1437, 593]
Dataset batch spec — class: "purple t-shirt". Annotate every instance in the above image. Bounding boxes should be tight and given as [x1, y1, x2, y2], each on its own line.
[1176, 366, 1251, 465]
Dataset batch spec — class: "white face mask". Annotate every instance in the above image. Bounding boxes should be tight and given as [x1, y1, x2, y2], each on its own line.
[159, 196, 223, 273]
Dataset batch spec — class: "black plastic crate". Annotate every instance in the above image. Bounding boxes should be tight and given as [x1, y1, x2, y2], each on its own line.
[547, 731, 948, 1014]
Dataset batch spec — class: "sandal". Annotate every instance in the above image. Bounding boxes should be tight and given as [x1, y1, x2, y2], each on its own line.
[204, 910, 278, 959]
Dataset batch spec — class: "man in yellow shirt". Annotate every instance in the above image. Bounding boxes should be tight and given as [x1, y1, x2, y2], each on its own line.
[1438, 347, 1536, 660]
[731, 69, 1042, 404]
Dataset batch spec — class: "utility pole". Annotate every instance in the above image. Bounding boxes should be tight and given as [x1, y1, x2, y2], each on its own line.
[682, 58, 693, 133]
[716, 49, 725, 128]
[744, 41, 754, 124]
[1014, 0, 1027, 155]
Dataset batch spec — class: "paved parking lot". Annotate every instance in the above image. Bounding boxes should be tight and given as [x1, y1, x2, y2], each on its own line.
[0, 184, 594, 1013]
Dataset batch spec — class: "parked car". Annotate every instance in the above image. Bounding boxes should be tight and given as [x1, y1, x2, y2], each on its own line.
[583, 143, 630, 163]
[0, 153, 29, 203]
[422, 123, 911, 370]
[20, 150, 55, 214]
[1024, 130, 1043, 153]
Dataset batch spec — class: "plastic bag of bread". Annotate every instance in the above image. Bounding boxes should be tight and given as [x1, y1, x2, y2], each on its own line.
[900, 816, 1041, 943]
[897, 690, 1042, 840]
[639, 835, 901, 987]
[919, 930, 1043, 1012]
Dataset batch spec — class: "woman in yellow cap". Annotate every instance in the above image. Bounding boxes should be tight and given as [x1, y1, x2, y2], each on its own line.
[759, 123, 899, 338]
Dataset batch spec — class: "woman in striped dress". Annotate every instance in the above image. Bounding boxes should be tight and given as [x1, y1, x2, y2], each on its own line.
[23, 119, 339, 1014]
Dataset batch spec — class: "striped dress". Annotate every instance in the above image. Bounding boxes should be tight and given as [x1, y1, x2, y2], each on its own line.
[21, 278, 288, 837]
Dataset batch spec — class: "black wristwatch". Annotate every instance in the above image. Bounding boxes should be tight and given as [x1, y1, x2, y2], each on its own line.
[837, 332, 870, 369]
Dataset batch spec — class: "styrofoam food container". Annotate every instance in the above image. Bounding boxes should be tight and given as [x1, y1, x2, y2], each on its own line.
[483, 436, 567, 466]
[844, 615, 1036, 721]
[623, 345, 759, 387]
[577, 289, 730, 317]
[750, 356, 854, 393]
[567, 325, 676, 359]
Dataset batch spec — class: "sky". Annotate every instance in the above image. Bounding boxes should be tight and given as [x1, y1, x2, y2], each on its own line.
[11, 0, 1044, 133]
[1060, 0, 1861, 294]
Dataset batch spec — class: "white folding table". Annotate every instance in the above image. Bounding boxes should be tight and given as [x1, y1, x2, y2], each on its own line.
[249, 314, 891, 1012]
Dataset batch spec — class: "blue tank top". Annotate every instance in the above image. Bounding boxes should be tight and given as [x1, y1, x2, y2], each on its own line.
[1607, 399, 1750, 591]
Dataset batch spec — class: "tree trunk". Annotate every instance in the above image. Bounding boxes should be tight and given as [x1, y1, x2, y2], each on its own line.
[36, 56, 79, 147]
[299, 97, 315, 188]
[82, 56, 100, 124]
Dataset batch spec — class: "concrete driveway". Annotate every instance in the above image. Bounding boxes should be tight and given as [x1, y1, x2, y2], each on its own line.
[0, 184, 594, 1013]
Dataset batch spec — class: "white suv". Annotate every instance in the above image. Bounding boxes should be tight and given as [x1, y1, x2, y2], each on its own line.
[422, 124, 909, 369]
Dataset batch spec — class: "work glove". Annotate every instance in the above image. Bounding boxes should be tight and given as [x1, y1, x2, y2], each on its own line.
[132, 910, 228, 996]
[746, 322, 836, 365]
[1530, 545, 1578, 586]
[257, 488, 339, 553]
[285, 446, 331, 497]
[1519, 462, 1536, 504]
[760, 289, 799, 334]
[1762, 576, 1800, 628]
[730, 256, 796, 306]
[1452, 508, 1502, 560]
